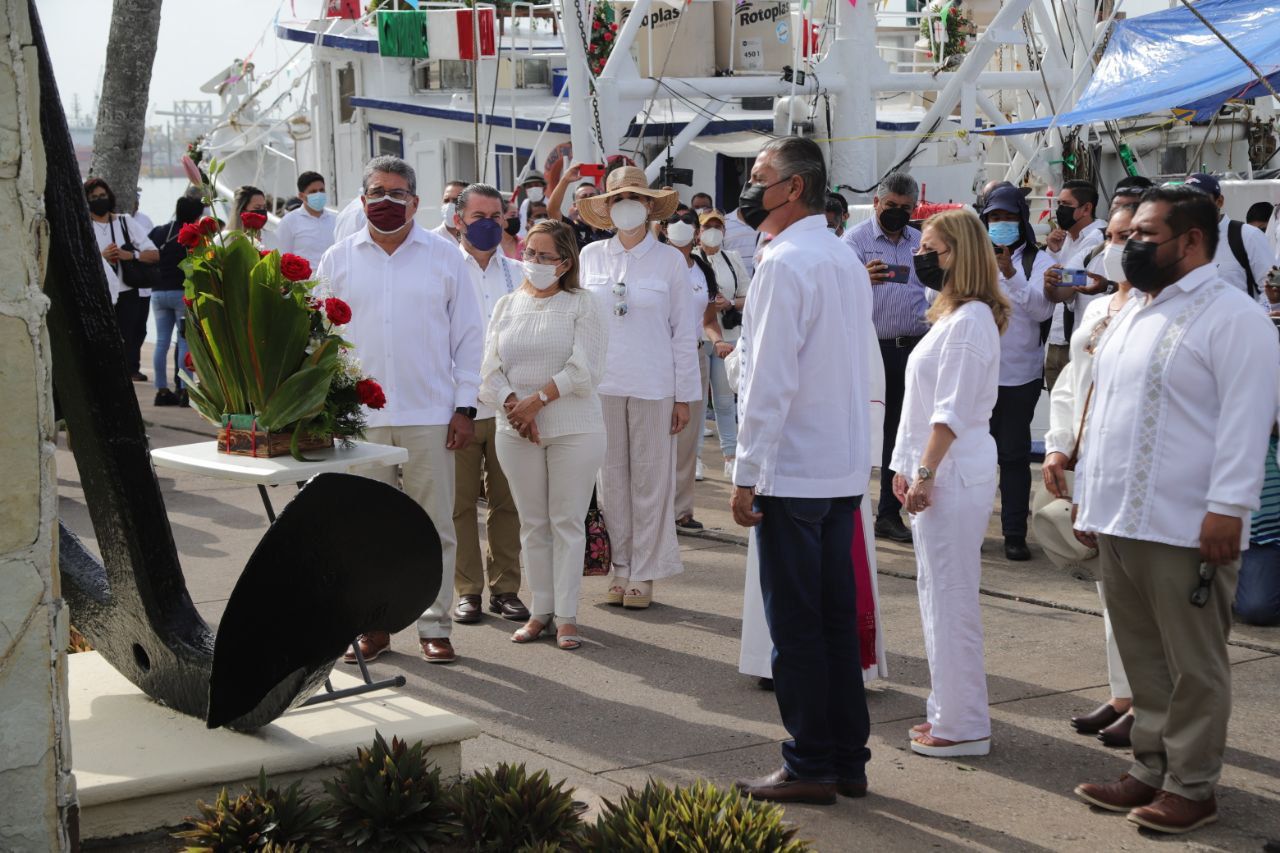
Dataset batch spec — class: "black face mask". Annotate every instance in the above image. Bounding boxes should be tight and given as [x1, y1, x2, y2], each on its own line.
[879, 206, 911, 233]
[913, 250, 946, 291]
[738, 179, 787, 231]
[89, 197, 113, 216]
[1121, 235, 1184, 293]
[504, 217, 521, 237]
[1055, 204, 1078, 230]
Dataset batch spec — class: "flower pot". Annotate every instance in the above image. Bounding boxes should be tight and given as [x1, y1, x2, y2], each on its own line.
[216, 414, 334, 458]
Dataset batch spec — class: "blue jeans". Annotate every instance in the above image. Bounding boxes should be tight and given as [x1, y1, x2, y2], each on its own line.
[755, 493, 870, 783]
[1235, 542, 1280, 626]
[707, 349, 738, 458]
[151, 289, 188, 390]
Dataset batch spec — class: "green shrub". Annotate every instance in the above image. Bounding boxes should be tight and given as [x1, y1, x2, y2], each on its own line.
[577, 778, 812, 852]
[172, 768, 331, 853]
[324, 731, 456, 851]
[452, 762, 581, 851]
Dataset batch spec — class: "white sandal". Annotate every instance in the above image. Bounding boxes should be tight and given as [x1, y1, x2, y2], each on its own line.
[605, 577, 626, 606]
[623, 580, 653, 609]
[909, 734, 990, 757]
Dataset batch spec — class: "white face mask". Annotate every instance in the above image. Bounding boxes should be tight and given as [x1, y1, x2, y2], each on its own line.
[610, 199, 649, 232]
[700, 228, 724, 249]
[1102, 242, 1125, 283]
[441, 201, 457, 226]
[667, 221, 695, 247]
[525, 186, 545, 203]
[524, 261, 560, 290]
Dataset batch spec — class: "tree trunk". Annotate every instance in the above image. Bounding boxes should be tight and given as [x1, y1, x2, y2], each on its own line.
[89, 0, 163, 212]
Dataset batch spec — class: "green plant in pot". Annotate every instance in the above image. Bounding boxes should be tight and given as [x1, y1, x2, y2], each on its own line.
[177, 156, 385, 459]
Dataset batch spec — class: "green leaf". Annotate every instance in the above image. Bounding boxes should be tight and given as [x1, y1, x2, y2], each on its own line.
[196, 297, 250, 414]
[247, 261, 311, 404]
[219, 235, 267, 409]
[255, 366, 332, 431]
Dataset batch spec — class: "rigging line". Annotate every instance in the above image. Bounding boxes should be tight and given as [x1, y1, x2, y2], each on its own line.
[1176, 0, 1280, 103]
[481, 10, 505, 181]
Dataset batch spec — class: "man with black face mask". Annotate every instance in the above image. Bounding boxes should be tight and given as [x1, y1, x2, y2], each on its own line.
[1072, 186, 1279, 836]
[1043, 180, 1104, 391]
[843, 171, 926, 543]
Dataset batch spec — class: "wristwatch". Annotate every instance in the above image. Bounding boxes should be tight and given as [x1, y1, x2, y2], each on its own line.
[454, 406, 477, 419]
[916, 465, 934, 482]
[537, 390, 549, 404]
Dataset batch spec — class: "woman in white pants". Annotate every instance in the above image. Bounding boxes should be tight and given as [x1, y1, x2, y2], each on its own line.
[480, 221, 608, 650]
[1038, 202, 1137, 745]
[892, 209, 1008, 758]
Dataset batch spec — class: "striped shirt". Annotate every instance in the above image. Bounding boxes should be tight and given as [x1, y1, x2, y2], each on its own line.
[843, 217, 929, 338]
[1252, 436, 1280, 546]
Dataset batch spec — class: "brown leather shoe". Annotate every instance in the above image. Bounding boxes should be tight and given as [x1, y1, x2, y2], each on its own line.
[420, 637, 457, 664]
[1098, 713, 1134, 748]
[736, 767, 837, 805]
[1070, 703, 1123, 734]
[1127, 791, 1217, 834]
[342, 631, 391, 664]
[1074, 774, 1159, 813]
[489, 592, 530, 622]
[837, 779, 868, 798]
[453, 594, 483, 624]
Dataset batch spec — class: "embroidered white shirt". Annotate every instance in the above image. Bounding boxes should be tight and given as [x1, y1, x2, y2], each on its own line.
[317, 225, 484, 429]
[734, 215, 873, 498]
[462, 247, 521, 419]
[579, 233, 701, 402]
[1075, 264, 1280, 548]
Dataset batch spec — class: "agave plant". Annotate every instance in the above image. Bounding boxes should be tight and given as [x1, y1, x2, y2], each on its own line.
[253, 768, 334, 849]
[452, 762, 581, 852]
[324, 732, 457, 851]
[577, 778, 812, 852]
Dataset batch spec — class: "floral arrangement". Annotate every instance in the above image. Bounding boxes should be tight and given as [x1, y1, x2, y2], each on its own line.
[177, 155, 384, 458]
[920, 0, 976, 64]
[587, 0, 618, 76]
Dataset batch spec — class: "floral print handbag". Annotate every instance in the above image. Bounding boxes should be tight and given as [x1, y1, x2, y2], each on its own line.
[583, 487, 611, 576]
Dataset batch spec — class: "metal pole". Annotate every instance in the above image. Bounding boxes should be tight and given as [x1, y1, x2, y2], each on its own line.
[557, 0, 598, 162]
[643, 99, 723, 183]
[823, 0, 879, 197]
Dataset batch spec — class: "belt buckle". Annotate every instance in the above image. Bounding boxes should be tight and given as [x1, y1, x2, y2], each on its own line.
[895, 335, 910, 348]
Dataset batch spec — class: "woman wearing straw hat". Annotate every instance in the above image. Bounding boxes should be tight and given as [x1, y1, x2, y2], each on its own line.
[576, 166, 703, 609]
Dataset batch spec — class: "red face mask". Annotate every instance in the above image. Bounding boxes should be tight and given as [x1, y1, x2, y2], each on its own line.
[366, 196, 410, 234]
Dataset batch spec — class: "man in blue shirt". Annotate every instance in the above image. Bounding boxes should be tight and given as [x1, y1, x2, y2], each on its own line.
[843, 172, 927, 543]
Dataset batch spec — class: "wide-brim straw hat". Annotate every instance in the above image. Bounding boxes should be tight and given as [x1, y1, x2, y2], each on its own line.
[1031, 477, 1098, 579]
[577, 166, 679, 231]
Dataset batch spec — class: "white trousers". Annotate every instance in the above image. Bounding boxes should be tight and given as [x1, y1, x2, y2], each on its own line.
[674, 343, 711, 518]
[497, 429, 606, 622]
[599, 395, 684, 582]
[1098, 581, 1132, 700]
[362, 425, 456, 639]
[912, 469, 997, 742]
[738, 505, 889, 682]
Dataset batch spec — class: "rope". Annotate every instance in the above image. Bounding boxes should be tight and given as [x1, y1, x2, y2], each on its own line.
[1176, 0, 1280, 102]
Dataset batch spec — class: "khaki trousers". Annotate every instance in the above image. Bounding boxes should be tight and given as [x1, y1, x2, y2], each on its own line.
[362, 425, 457, 639]
[674, 342, 711, 519]
[1097, 534, 1238, 800]
[452, 417, 522, 597]
[1044, 342, 1070, 392]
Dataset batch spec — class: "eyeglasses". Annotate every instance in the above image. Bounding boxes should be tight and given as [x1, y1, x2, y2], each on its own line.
[364, 189, 414, 202]
[612, 282, 628, 317]
[1190, 562, 1216, 608]
[521, 249, 563, 265]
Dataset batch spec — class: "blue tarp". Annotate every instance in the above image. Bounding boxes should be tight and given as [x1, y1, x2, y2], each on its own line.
[988, 0, 1280, 136]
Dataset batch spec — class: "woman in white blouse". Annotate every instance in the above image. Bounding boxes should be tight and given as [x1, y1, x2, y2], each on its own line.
[695, 210, 751, 475]
[891, 209, 1009, 758]
[1039, 203, 1137, 746]
[480, 221, 608, 650]
[575, 167, 702, 610]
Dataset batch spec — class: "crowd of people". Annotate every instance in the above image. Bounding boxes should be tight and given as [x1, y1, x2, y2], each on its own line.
[83, 138, 1280, 837]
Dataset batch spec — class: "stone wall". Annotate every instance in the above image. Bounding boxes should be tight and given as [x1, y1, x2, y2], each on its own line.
[0, 0, 74, 849]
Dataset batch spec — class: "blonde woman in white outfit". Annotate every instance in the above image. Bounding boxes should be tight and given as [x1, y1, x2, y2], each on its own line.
[892, 209, 1009, 758]
[481, 221, 609, 650]
[576, 167, 702, 609]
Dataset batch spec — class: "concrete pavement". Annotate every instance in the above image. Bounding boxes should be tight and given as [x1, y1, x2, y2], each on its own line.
[68, 371, 1280, 851]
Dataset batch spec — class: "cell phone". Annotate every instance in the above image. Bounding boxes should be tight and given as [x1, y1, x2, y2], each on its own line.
[579, 163, 605, 186]
[1058, 268, 1088, 287]
[885, 264, 911, 284]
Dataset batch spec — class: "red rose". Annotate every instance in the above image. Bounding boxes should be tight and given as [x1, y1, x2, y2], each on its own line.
[240, 211, 267, 231]
[324, 297, 352, 325]
[197, 216, 219, 236]
[603, 31, 612, 41]
[177, 223, 202, 248]
[356, 379, 386, 410]
[279, 253, 312, 282]
[260, 249, 272, 258]
[182, 295, 193, 307]
[183, 352, 194, 372]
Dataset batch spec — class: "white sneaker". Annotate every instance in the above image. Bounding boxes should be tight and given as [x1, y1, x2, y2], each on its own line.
[695, 459, 705, 481]
[724, 459, 735, 479]
[703, 425, 714, 437]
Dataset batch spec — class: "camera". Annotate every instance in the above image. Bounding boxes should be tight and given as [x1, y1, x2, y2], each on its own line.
[721, 306, 743, 330]
[658, 166, 694, 187]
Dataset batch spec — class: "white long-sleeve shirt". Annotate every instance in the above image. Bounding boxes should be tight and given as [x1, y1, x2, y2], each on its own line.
[274, 206, 336, 269]
[1047, 220, 1105, 345]
[479, 288, 608, 439]
[92, 214, 157, 303]
[461, 246, 521, 419]
[1215, 216, 1276, 299]
[1043, 292, 1123, 457]
[580, 233, 701, 402]
[317, 225, 483, 429]
[697, 247, 751, 343]
[999, 245, 1057, 386]
[890, 300, 1000, 488]
[722, 209, 760, 276]
[333, 196, 367, 243]
[1075, 263, 1280, 548]
[734, 215, 872, 498]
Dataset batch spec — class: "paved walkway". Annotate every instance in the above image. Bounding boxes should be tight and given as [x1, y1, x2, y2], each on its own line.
[67, 369, 1279, 851]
